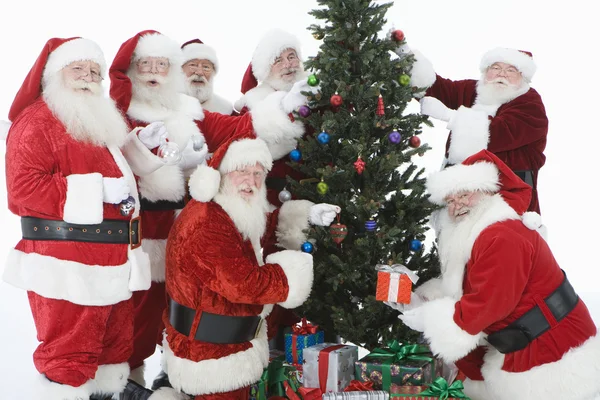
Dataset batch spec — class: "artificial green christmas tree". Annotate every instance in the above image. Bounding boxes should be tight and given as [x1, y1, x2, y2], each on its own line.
[287, 0, 440, 351]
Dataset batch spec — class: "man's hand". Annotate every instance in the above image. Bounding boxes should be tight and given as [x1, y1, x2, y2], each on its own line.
[138, 121, 168, 150]
[179, 139, 209, 170]
[102, 177, 130, 204]
[419, 97, 456, 122]
[281, 78, 320, 113]
[309, 203, 340, 226]
[398, 307, 425, 333]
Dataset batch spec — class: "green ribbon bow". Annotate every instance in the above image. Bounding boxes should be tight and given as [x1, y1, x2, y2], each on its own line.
[419, 378, 471, 400]
[369, 341, 434, 389]
[267, 358, 299, 397]
[257, 368, 269, 400]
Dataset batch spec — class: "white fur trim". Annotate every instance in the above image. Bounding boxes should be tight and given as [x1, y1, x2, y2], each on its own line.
[252, 29, 302, 82]
[134, 33, 183, 67]
[149, 387, 191, 400]
[138, 164, 185, 203]
[410, 48, 437, 93]
[92, 362, 130, 395]
[142, 238, 167, 282]
[0, 120, 11, 139]
[421, 297, 485, 363]
[219, 138, 273, 174]
[446, 106, 492, 165]
[481, 334, 600, 400]
[44, 38, 107, 80]
[163, 321, 269, 395]
[63, 173, 104, 224]
[250, 91, 305, 160]
[463, 378, 493, 400]
[121, 128, 164, 177]
[275, 199, 313, 250]
[234, 83, 276, 112]
[35, 374, 93, 400]
[202, 93, 233, 115]
[427, 162, 499, 205]
[480, 47, 537, 82]
[265, 250, 313, 309]
[181, 42, 219, 73]
[415, 277, 446, 301]
[3, 249, 133, 306]
[188, 164, 221, 202]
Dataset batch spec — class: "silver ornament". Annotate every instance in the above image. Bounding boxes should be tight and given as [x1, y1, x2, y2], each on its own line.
[278, 189, 292, 203]
[157, 141, 182, 165]
[119, 196, 136, 216]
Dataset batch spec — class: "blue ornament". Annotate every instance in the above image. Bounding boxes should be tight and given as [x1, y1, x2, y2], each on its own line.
[301, 241, 314, 253]
[289, 149, 302, 162]
[317, 131, 330, 144]
[365, 219, 377, 232]
[410, 239, 423, 251]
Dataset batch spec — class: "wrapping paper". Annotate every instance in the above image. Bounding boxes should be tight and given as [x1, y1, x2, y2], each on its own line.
[284, 319, 325, 364]
[374, 264, 419, 303]
[303, 343, 359, 392]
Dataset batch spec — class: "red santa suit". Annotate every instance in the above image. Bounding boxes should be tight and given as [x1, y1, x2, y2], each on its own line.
[413, 150, 600, 400]
[2, 38, 152, 399]
[109, 30, 308, 376]
[163, 133, 314, 399]
[411, 48, 548, 213]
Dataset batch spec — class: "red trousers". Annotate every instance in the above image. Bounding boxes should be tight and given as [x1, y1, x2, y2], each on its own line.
[28, 292, 133, 387]
[193, 386, 249, 399]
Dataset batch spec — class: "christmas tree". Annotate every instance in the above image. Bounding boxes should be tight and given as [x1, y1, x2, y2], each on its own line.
[288, 0, 440, 351]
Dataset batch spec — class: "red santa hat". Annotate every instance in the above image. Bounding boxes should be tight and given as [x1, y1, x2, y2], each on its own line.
[8, 37, 106, 121]
[181, 39, 219, 73]
[479, 47, 537, 81]
[188, 132, 273, 202]
[109, 30, 183, 113]
[427, 149, 532, 215]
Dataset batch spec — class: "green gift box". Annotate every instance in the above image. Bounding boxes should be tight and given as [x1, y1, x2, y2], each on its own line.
[354, 341, 443, 392]
[266, 357, 302, 398]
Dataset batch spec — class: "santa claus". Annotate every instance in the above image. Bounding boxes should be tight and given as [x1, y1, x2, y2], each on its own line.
[181, 39, 233, 115]
[2, 37, 155, 400]
[403, 44, 548, 214]
[109, 30, 316, 393]
[389, 150, 600, 400]
[163, 131, 339, 399]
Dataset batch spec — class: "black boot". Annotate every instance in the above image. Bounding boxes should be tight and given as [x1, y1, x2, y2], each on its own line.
[150, 370, 172, 390]
[90, 395, 114, 400]
[118, 379, 153, 400]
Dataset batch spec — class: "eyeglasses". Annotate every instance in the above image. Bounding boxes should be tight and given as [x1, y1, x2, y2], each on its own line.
[488, 65, 520, 76]
[136, 58, 170, 73]
[184, 61, 214, 73]
[67, 65, 103, 81]
[232, 169, 267, 180]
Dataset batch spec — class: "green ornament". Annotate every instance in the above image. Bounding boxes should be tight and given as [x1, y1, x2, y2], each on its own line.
[307, 74, 320, 87]
[317, 181, 329, 195]
[399, 74, 411, 86]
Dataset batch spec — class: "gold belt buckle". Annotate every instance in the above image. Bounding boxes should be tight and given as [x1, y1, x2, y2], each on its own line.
[129, 216, 142, 250]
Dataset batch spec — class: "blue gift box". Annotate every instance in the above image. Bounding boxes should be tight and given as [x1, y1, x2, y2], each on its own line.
[284, 329, 325, 364]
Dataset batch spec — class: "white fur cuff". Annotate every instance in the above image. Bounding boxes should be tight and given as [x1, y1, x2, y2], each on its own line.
[92, 363, 129, 395]
[410, 49, 437, 95]
[63, 173, 104, 224]
[415, 277, 445, 301]
[276, 200, 314, 250]
[35, 374, 93, 400]
[121, 128, 164, 177]
[446, 106, 491, 165]
[266, 250, 313, 309]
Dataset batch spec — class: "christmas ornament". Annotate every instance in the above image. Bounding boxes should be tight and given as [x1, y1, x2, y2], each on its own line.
[278, 189, 292, 203]
[298, 105, 311, 118]
[353, 156, 366, 174]
[301, 241, 314, 253]
[317, 180, 329, 195]
[388, 130, 401, 144]
[157, 141, 182, 165]
[376, 94, 385, 116]
[330, 218, 348, 244]
[409, 136, 421, 148]
[391, 29, 405, 42]
[365, 219, 377, 232]
[317, 131, 330, 144]
[313, 32, 324, 40]
[399, 74, 411, 87]
[410, 239, 423, 251]
[307, 74, 320, 87]
[119, 196, 136, 217]
[289, 149, 302, 161]
[190, 134, 205, 152]
[330, 92, 343, 107]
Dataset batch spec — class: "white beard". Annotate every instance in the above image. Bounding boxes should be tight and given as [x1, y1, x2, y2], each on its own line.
[42, 72, 128, 148]
[213, 175, 271, 263]
[264, 65, 307, 91]
[128, 69, 181, 111]
[185, 74, 214, 103]
[475, 76, 530, 106]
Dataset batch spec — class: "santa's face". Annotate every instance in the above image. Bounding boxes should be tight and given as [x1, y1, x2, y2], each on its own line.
[135, 56, 170, 87]
[444, 191, 488, 222]
[183, 59, 215, 103]
[269, 48, 300, 84]
[61, 61, 103, 94]
[226, 163, 267, 201]
[484, 62, 523, 87]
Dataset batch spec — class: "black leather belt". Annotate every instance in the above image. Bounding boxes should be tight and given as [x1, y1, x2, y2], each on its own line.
[266, 177, 288, 192]
[140, 198, 186, 211]
[486, 270, 578, 354]
[513, 170, 534, 187]
[21, 216, 141, 249]
[168, 298, 262, 344]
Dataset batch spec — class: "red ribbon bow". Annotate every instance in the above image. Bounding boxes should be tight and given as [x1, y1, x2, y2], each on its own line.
[344, 379, 375, 392]
[292, 317, 319, 335]
[298, 386, 323, 400]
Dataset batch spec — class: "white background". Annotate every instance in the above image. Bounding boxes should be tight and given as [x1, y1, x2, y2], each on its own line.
[0, 0, 598, 397]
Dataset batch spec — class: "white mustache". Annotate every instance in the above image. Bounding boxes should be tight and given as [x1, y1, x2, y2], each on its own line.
[487, 77, 512, 86]
[188, 74, 208, 83]
[280, 68, 298, 76]
[137, 73, 167, 84]
[66, 80, 102, 94]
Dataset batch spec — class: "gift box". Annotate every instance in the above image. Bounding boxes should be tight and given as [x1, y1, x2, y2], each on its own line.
[375, 264, 419, 303]
[267, 358, 303, 399]
[389, 377, 470, 399]
[284, 318, 325, 364]
[354, 342, 443, 392]
[248, 368, 269, 400]
[302, 343, 359, 393]
[322, 391, 390, 399]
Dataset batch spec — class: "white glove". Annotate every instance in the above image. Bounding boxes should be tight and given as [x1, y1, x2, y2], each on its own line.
[308, 203, 341, 226]
[281, 78, 320, 113]
[179, 139, 209, 170]
[138, 121, 168, 150]
[384, 291, 425, 313]
[398, 307, 425, 333]
[102, 177, 130, 204]
[419, 97, 456, 122]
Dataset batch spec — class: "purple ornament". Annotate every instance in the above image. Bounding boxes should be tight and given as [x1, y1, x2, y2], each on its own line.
[389, 130, 401, 144]
[365, 219, 377, 231]
[298, 105, 311, 118]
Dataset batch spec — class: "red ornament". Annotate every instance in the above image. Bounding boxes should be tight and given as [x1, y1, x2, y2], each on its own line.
[376, 94, 385, 116]
[392, 29, 405, 42]
[330, 93, 343, 107]
[409, 136, 421, 148]
[353, 156, 366, 174]
[330, 216, 348, 244]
